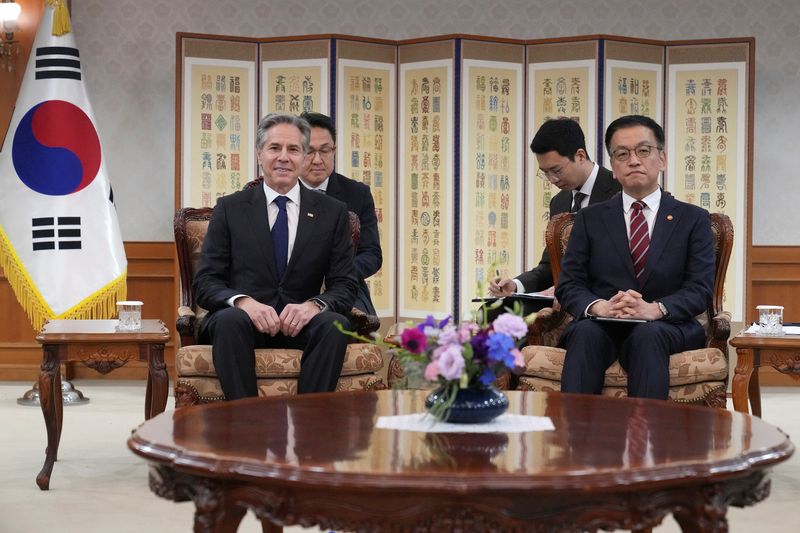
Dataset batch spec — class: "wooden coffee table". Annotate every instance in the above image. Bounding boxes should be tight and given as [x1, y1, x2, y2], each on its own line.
[730, 331, 800, 416]
[128, 390, 793, 532]
[36, 319, 170, 490]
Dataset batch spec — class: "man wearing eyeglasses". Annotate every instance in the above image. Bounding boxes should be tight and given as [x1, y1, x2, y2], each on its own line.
[300, 112, 382, 315]
[555, 115, 715, 400]
[489, 118, 620, 299]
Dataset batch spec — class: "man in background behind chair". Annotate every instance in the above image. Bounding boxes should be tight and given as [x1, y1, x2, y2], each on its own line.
[489, 118, 620, 299]
[300, 112, 383, 315]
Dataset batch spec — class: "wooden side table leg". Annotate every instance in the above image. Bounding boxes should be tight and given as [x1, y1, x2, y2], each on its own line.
[36, 345, 62, 490]
[732, 348, 754, 413]
[145, 343, 168, 419]
[748, 366, 762, 417]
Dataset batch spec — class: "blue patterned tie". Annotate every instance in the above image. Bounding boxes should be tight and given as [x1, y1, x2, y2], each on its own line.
[272, 196, 289, 279]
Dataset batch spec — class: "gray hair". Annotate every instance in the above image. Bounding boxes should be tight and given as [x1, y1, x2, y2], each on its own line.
[255, 113, 311, 152]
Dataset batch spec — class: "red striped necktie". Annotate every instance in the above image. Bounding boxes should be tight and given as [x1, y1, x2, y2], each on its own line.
[629, 201, 649, 279]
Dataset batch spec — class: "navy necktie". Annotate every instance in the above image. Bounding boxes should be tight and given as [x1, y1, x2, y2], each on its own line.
[272, 196, 289, 279]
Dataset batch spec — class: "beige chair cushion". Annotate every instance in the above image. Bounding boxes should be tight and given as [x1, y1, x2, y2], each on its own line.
[520, 345, 728, 387]
[177, 342, 383, 378]
[517, 376, 726, 404]
[177, 374, 384, 401]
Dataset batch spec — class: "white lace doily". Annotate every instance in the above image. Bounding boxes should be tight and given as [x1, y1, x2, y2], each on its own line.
[376, 413, 555, 433]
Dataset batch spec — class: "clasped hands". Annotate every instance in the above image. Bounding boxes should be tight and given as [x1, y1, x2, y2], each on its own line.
[234, 296, 320, 337]
[588, 289, 663, 321]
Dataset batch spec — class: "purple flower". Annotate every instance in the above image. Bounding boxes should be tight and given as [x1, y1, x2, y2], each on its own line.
[492, 313, 528, 339]
[401, 327, 427, 354]
[437, 344, 465, 380]
[471, 332, 489, 363]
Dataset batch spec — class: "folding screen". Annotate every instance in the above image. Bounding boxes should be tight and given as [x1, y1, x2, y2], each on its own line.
[176, 33, 754, 325]
[260, 39, 329, 115]
[665, 40, 753, 322]
[177, 36, 258, 207]
[602, 39, 665, 158]
[526, 40, 598, 268]
[397, 40, 455, 320]
[335, 39, 397, 318]
[459, 38, 525, 320]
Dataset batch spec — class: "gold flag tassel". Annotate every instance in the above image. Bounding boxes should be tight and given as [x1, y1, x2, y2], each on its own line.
[0, 226, 127, 330]
[46, 0, 72, 36]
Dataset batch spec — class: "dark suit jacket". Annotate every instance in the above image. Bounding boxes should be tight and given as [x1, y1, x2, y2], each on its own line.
[516, 166, 620, 292]
[193, 184, 357, 318]
[555, 192, 715, 341]
[326, 171, 382, 315]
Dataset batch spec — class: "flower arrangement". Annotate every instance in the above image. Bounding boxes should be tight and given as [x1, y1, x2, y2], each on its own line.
[339, 301, 531, 422]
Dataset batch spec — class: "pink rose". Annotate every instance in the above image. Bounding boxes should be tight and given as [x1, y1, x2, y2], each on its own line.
[424, 361, 440, 381]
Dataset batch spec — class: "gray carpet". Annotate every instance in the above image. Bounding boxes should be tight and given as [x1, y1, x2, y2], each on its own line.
[1, 381, 797, 532]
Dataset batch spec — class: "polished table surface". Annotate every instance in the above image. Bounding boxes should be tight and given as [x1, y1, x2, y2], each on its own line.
[129, 390, 794, 532]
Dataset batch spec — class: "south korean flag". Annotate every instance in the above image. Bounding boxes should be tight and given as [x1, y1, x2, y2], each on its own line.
[0, 1, 127, 330]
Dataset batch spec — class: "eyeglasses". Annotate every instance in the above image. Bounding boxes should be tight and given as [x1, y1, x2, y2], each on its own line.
[536, 166, 565, 181]
[306, 145, 335, 159]
[610, 144, 662, 163]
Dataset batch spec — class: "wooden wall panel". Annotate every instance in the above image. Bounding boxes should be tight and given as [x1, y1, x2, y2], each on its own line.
[0, 242, 178, 381]
[749, 245, 800, 386]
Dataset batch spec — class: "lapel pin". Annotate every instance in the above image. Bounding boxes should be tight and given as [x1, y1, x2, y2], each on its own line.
[307, 212, 314, 218]
[666, 215, 673, 221]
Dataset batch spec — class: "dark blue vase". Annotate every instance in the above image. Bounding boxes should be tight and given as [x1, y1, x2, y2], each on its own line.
[425, 385, 509, 423]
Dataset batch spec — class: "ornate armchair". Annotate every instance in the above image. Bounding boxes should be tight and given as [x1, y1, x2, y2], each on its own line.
[173, 204, 384, 407]
[517, 211, 734, 408]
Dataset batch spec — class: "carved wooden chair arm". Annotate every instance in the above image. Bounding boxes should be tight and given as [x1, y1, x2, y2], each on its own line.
[349, 306, 381, 337]
[525, 307, 572, 347]
[708, 310, 732, 353]
[176, 306, 197, 347]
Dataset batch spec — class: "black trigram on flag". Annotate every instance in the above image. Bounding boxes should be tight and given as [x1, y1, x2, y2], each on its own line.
[35, 46, 81, 80]
[31, 217, 82, 251]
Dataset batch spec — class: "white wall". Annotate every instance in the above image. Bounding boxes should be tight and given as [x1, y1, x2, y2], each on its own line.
[71, 0, 800, 244]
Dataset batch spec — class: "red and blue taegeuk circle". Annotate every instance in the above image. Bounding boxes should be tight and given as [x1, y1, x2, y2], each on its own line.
[12, 100, 101, 196]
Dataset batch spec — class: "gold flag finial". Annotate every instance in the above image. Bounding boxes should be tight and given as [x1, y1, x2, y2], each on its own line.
[46, 0, 72, 36]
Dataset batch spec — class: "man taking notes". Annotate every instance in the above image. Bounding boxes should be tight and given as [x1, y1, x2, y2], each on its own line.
[556, 115, 715, 400]
[489, 118, 620, 298]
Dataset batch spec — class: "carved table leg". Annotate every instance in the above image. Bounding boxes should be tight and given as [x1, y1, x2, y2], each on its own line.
[732, 348, 754, 413]
[37, 345, 62, 490]
[192, 480, 248, 533]
[260, 518, 282, 533]
[747, 361, 762, 417]
[673, 509, 728, 533]
[145, 343, 168, 419]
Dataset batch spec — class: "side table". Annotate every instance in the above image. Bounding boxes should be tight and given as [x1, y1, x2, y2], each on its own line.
[729, 330, 800, 416]
[35, 319, 170, 490]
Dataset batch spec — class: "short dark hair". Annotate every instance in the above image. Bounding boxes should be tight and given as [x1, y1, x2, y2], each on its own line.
[529, 118, 589, 161]
[300, 111, 336, 143]
[256, 113, 310, 152]
[604, 115, 665, 154]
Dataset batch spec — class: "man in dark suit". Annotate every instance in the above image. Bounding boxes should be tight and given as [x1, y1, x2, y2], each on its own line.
[489, 118, 620, 298]
[556, 115, 715, 400]
[193, 113, 358, 400]
[300, 112, 382, 315]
